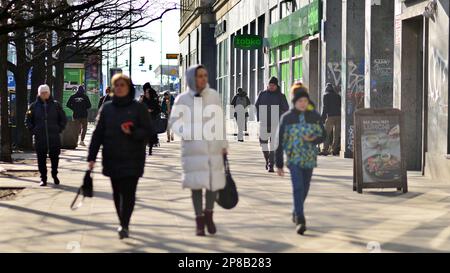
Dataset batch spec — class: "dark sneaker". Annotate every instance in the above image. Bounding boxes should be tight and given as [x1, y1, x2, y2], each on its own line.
[268, 167, 275, 173]
[39, 180, 47, 187]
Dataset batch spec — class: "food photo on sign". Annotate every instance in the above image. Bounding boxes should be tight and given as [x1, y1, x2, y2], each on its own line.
[361, 117, 402, 183]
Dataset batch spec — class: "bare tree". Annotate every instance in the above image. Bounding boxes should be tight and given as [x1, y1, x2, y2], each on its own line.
[1, 0, 179, 158]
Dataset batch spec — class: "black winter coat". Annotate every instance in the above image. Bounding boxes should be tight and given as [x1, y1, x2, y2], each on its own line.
[255, 89, 290, 130]
[67, 91, 92, 119]
[87, 97, 151, 179]
[321, 89, 342, 119]
[25, 97, 67, 151]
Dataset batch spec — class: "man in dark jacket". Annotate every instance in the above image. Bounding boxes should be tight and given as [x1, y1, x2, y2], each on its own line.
[26, 85, 67, 186]
[320, 83, 342, 156]
[67, 85, 92, 146]
[255, 77, 290, 172]
[231, 87, 251, 142]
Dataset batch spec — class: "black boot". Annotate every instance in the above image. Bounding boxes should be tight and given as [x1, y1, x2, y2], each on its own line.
[267, 152, 275, 173]
[148, 146, 153, 156]
[204, 210, 217, 235]
[118, 226, 129, 240]
[52, 174, 60, 185]
[263, 151, 269, 170]
[195, 216, 206, 236]
[295, 216, 307, 235]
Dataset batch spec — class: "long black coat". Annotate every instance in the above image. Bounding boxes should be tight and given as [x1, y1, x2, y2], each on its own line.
[25, 97, 67, 151]
[87, 97, 150, 179]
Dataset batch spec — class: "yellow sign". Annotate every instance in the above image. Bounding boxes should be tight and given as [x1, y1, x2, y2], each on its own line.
[170, 69, 177, 75]
[166, 54, 178, 60]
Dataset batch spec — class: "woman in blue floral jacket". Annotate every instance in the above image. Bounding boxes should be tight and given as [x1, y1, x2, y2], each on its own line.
[275, 84, 326, 235]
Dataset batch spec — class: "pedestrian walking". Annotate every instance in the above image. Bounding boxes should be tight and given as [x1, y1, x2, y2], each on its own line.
[255, 77, 289, 173]
[140, 83, 161, 155]
[275, 84, 325, 235]
[320, 83, 342, 156]
[169, 64, 228, 236]
[67, 85, 92, 146]
[231, 87, 251, 142]
[98, 86, 112, 109]
[25, 84, 67, 187]
[161, 91, 175, 142]
[87, 74, 150, 240]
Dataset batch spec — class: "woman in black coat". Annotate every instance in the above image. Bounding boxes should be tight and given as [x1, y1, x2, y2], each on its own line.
[87, 74, 150, 240]
[140, 83, 161, 155]
[25, 85, 67, 186]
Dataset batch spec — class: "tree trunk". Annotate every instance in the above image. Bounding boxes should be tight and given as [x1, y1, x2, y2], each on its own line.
[0, 11, 12, 162]
[14, 30, 33, 150]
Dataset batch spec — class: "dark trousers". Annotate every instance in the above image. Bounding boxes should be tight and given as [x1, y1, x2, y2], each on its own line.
[110, 177, 139, 229]
[288, 166, 313, 219]
[36, 147, 60, 181]
[75, 118, 88, 142]
[260, 128, 277, 168]
[191, 190, 217, 216]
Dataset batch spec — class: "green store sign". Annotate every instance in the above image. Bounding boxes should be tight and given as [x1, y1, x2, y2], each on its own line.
[268, 0, 321, 48]
[234, 34, 263, 50]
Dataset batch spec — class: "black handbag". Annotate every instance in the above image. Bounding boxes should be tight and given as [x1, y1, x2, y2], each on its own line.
[70, 170, 94, 210]
[153, 113, 168, 134]
[216, 155, 239, 210]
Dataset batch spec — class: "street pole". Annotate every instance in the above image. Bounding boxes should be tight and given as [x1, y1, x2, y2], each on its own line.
[160, 19, 163, 91]
[129, 0, 132, 78]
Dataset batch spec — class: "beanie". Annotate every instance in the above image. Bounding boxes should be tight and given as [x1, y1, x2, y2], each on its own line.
[269, 77, 279, 86]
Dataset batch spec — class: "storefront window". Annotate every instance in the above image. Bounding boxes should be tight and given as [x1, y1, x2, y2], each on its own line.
[280, 62, 290, 96]
[216, 39, 229, 108]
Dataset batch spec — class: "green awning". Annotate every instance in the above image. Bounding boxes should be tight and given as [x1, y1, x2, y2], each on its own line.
[268, 0, 321, 48]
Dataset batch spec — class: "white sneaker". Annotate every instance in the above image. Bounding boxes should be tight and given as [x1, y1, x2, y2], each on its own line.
[79, 141, 86, 146]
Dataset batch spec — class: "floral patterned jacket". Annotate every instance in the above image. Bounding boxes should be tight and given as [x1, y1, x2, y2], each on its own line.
[275, 107, 326, 169]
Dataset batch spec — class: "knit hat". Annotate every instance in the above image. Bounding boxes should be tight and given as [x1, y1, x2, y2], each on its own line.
[291, 84, 310, 104]
[269, 77, 279, 86]
[38, 84, 50, 95]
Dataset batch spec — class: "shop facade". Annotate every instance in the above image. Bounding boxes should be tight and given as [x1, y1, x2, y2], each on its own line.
[392, 0, 450, 182]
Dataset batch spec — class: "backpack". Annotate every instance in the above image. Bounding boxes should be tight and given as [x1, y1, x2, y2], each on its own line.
[235, 95, 248, 108]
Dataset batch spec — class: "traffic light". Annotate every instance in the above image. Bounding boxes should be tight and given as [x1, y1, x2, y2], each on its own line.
[149, 65, 153, 71]
[140, 56, 145, 66]
[125, 60, 129, 67]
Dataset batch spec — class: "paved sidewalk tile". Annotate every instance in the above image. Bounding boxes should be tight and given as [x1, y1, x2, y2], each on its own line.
[1, 131, 450, 253]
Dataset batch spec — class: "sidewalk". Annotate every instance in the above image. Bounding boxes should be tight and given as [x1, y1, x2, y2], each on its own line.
[1, 131, 450, 253]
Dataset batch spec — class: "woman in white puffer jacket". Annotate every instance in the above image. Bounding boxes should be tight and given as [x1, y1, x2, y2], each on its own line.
[169, 64, 228, 236]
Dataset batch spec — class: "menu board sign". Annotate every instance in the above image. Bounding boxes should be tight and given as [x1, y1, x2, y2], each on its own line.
[354, 109, 408, 194]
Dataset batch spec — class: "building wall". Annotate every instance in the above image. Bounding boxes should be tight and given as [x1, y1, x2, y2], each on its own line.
[393, 0, 450, 182]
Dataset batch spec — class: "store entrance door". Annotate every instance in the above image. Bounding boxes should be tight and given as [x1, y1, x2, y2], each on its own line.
[401, 16, 427, 172]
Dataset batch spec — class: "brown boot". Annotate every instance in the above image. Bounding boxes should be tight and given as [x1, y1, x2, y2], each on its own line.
[196, 216, 206, 236]
[204, 210, 217, 235]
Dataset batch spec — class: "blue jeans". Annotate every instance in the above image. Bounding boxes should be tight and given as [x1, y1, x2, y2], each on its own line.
[288, 166, 313, 219]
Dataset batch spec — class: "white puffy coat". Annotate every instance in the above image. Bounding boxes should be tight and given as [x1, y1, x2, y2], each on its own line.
[169, 80, 228, 191]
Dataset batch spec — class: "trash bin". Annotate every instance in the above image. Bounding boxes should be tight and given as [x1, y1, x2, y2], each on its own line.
[61, 119, 79, 149]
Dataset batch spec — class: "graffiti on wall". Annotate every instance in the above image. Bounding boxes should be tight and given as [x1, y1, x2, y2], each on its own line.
[373, 59, 393, 78]
[327, 62, 342, 90]
[346, 60, 365, 153]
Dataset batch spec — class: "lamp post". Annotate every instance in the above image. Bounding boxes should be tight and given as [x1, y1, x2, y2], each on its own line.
[129, 0, 132, 77]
